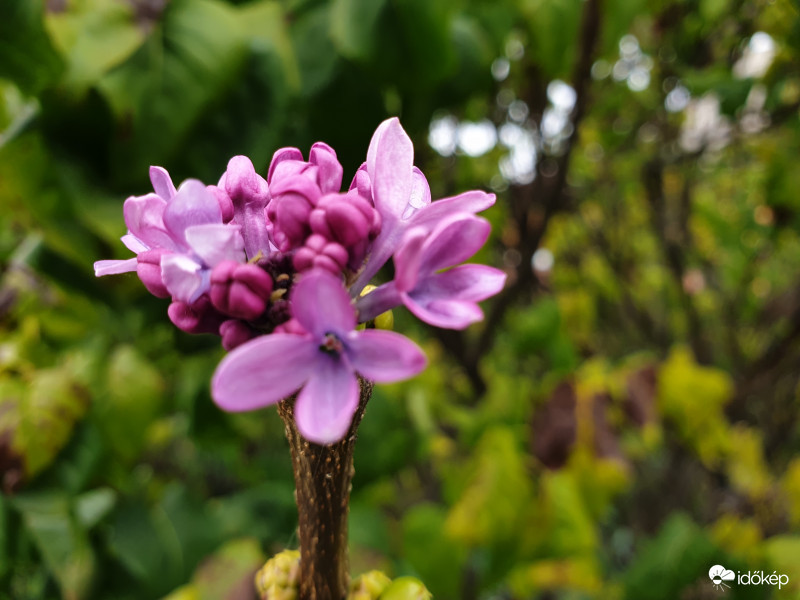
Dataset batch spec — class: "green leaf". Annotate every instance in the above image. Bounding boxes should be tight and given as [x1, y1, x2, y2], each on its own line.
[12, 492, 95, 600]
[402, 503, 467, 599]
[0, 367, 90, 484]
[445, 427, 533, 546]
[512, 298, 562, 353]
[237, 0, 300, 91]
[657, 346, 734, 467]
[75, 487, 116, 530]
[97, 0, 247, 181]
[0, 0, 64, 94]
[97, 345, 165, 463]
[622, 514, 720, 600]
[192, 538, 264, 600]
[289, 3, 340, 97]
[521, 0, 582, 79]
[330, 0, 389, 61]
[45, 0, 145, 96]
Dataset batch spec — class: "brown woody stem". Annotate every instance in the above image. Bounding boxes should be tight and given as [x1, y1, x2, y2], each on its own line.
[277, 379, 373, 600]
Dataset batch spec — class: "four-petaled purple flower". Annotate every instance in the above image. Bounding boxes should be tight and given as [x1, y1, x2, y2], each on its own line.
[356, 213, 507, 329]
[212, 271, 426, 444]
[94, 117, 506, 444]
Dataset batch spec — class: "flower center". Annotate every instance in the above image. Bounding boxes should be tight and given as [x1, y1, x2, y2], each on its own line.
[319, 332, 344, 355]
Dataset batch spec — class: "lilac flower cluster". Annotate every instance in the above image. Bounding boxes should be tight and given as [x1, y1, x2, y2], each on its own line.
[95, 118, 506, 444]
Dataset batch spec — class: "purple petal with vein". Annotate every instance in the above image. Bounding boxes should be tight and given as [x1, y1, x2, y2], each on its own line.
[94, 258, 138, 276]
[185, 223, 245, 267]
[160, 254, 207, 303]
[212, 334, 317, 412]
[291, 270, 356, 337]
[149, 166, 177, 200]
[402, 295, 486, 329]
[294, 354, 359, 444]
[162, 180, 222, 246]
[123, 194, 175, 250]
[346, 329, 427, 382]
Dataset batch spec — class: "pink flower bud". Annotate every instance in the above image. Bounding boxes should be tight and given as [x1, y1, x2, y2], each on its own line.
[273, 317, 307, 335]
[209, 260, 273, 320]
[220, 319, 256, 351]
[223, 156, 270, 208]
[267, 176, 325, 251]
[168, 296, 226, 334]
[308, 192, 381, 269]
[208, 185, 235, 223]
[293, 234, 349, 275]
[136, 248, 170, 298]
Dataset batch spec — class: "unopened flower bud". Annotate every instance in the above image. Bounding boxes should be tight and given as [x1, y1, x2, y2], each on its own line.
[349, 166, 371, 199]
[255, 549, 300, 600]
[273, 318, 306, 335]
[293, 233, 349, 275]
[136, 248, 171, 298]
[219, 319, 256, 351]
[168, 296, 226, 334]
[348, 571, 392, 600]
[309, 191, 381, 269]
[210, 261, 273, 320]
[208, 185, 235, 223]
[268, 177, 324, 251]
[377, 577, 432, 600]
[223, 156, 270, 209]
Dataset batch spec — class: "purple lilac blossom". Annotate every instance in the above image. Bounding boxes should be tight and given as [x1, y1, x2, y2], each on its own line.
[213, 156, 271, 259]
[356, 213, 507, 329]
[267, 143, 344, 252]
[211, 270, 427, 444]
[95, 118, 506, 444]
[349, 118, 496, 296]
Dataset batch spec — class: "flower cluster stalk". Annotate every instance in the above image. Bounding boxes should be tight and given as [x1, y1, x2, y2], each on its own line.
[277, 379, 373, 600]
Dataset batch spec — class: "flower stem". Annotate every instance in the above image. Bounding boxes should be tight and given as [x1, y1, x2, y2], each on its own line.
[277, 379, 373, 600]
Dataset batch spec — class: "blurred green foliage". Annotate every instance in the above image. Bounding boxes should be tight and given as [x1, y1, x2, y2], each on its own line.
[1, 0, 800, 599]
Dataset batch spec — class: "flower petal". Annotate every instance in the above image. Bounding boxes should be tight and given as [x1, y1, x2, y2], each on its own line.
[149, 166, 177, 200]
[291, 270, 356, 338]
[402, 167, 432, 219]
[417, 214, 490, 274]
[123, 194, 175, 250]
[121, 233, 148, 254]
[160, 254, 207, 303]
[185, 223, 245, 267]
[94, 258, 137, 276]
[369, 118, 414, 221]
[402, 294, 485, 330]
[294, 354, 359, 444]
[409, 190, 496, 230]
[310, 142, 343, 194]
[212, 334, 317, 412]
[392, 228, 427, 293]
[346, 329, 427, 382]
[417, 264, 507, 302]
[163, 180, 222, 245]
[354, 281, 402, 323]
[268, 147, 304, 182]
